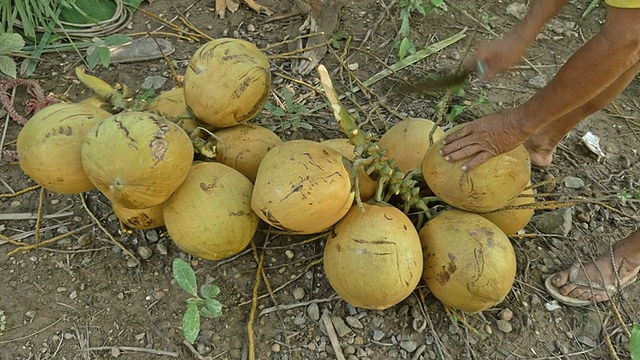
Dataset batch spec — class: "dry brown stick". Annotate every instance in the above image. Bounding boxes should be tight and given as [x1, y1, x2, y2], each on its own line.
[6, 224, 93, 256]
[148, 33, 181, 86]
[267, 41, 329, 60]
[125, 31, 196, 42]
[136, 7, 201, 40]
[34, 186, 44, 243]
[0, 185, 41, 198]
[80, 194, 139, 263]
[238, 258, 323, 306]
[178, 16, 214, 41]
[260, 33, 326, 52]
[0, 317, 63, 344]
[259, 295, 339, 316]
[77, 346, 179, 357]
[321, 311, 346, 360]
[247, 239, 265, 360]
[0, 232, 28, 246]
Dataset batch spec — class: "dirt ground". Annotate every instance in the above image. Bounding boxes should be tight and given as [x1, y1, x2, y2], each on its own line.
[1, 0, 640, 359]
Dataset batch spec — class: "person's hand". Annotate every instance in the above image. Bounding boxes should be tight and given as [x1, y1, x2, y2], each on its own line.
[438, 109, 529, 171]
[464, 32, 528, 79]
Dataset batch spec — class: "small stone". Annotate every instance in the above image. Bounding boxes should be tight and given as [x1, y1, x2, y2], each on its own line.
[69, 290, 77, 300]
[576, 212, 591, 223]
[271, 343, 281, 352]
[56, 225, 69, 234]
[10, 200, 21, 207]
[555, 340, 569, 355]
[532, 208, 573, 235]
[137, 246, 153, 260]
[156, 242, 168, 255]
[307, 303, 320, 321]
[145, 230, 159, 243]
[127, 257, 140, 268]
[343, 345, 355, 355]
[331, 316, 352, 337]
[292, 287, 305, 300]
[78, 234, 93, 246]
[25, 311, 35, 319]
[50, 199, 60, 205]
[372, 316, 384, 328]
[496, 319, 512, 333]
[563, 176, 585, 189]
[372, 330, 385, 341]
[63, 332, 74, 340]
[345, 316, 363, 329]
[498, 308, 513, 321]
[576, 335, 597, 348]
[285, 249, 294, 259]
[399, 340, 418, 352]
[56, 287, 67, 293]
[293, 313, 305, 325]
[117, 292, 125, 300]
[544, 300, 562, 311]
[247, 23, 256, 32]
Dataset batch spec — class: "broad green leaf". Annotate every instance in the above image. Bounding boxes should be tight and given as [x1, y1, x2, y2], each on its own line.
[431, 0, 444, 7]
[0, 55, 17, 78]
[172, 258, 198, 296]
[0, 33, 25, 54]
[399, 37, 411, 60]
[86, 47, 102, 70]
[98, 46, 111, 68]
[631, 323, 640, 360]
[200, 298, 223, 318]
[400, 13, 410, 38]
[200, 285, 221, 299]
[182, 302, 200, 344]
[104, 34, 132, 47]
[186, 298, 205, 307]
[121, 0, 146, 10]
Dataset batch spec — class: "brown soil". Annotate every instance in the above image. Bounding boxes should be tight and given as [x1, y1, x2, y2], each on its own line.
[1, 1, 639, 359]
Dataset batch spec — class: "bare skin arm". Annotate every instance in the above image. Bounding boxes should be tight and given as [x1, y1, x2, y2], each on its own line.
[441, 7, 640, 171]
[468, 0, 569, 78]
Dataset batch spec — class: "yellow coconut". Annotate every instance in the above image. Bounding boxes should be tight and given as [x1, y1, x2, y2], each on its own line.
[422, 124, 531, 213]
[378, 118, 445, 173]
[112, 202, 165, 230]
[17, 102, 112, 194]
[214, 124, 283, 183]
[252, 140, 354, 234]
[324, 202, 423, 310]
[148, 87, 189, 119]
[420, 209, 516, 313]
[81, 112, 194, 209]
[163, 162, 259, 260]
[479, 185, 535, 236]
[184, 38, 270, 128]
[322, 138, 377, 202]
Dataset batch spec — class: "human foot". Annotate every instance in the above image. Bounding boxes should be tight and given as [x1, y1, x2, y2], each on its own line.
[545, 242, 640, 306]
[523, 138, 555, 168]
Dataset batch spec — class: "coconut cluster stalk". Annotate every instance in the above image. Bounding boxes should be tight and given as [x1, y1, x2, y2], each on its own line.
[317, 65, 435, 219]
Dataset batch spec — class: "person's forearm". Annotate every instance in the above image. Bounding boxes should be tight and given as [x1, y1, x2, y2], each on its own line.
[518, 20, 640, 135]
[510, 0, 569, 46]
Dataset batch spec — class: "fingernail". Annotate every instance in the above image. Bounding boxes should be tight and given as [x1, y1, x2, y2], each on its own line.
[461, 165, 468, 171]
[438, 150, 443, 155]
[444, 156, 450, 161]
[441, 140, 447, 145]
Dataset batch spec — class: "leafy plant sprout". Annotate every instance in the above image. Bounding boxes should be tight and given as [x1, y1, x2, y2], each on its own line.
[172, 257, 223, 344]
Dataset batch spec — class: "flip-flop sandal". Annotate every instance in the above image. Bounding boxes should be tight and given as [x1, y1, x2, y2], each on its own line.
[108, 37, 175, 64]
[544, 262, 639, 307]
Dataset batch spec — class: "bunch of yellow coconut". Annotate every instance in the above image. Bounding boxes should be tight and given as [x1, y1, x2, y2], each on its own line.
[16, 37, 534, 314]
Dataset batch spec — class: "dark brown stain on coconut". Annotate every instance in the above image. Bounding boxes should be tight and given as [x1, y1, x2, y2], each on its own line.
[435, 253, 457, 286]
